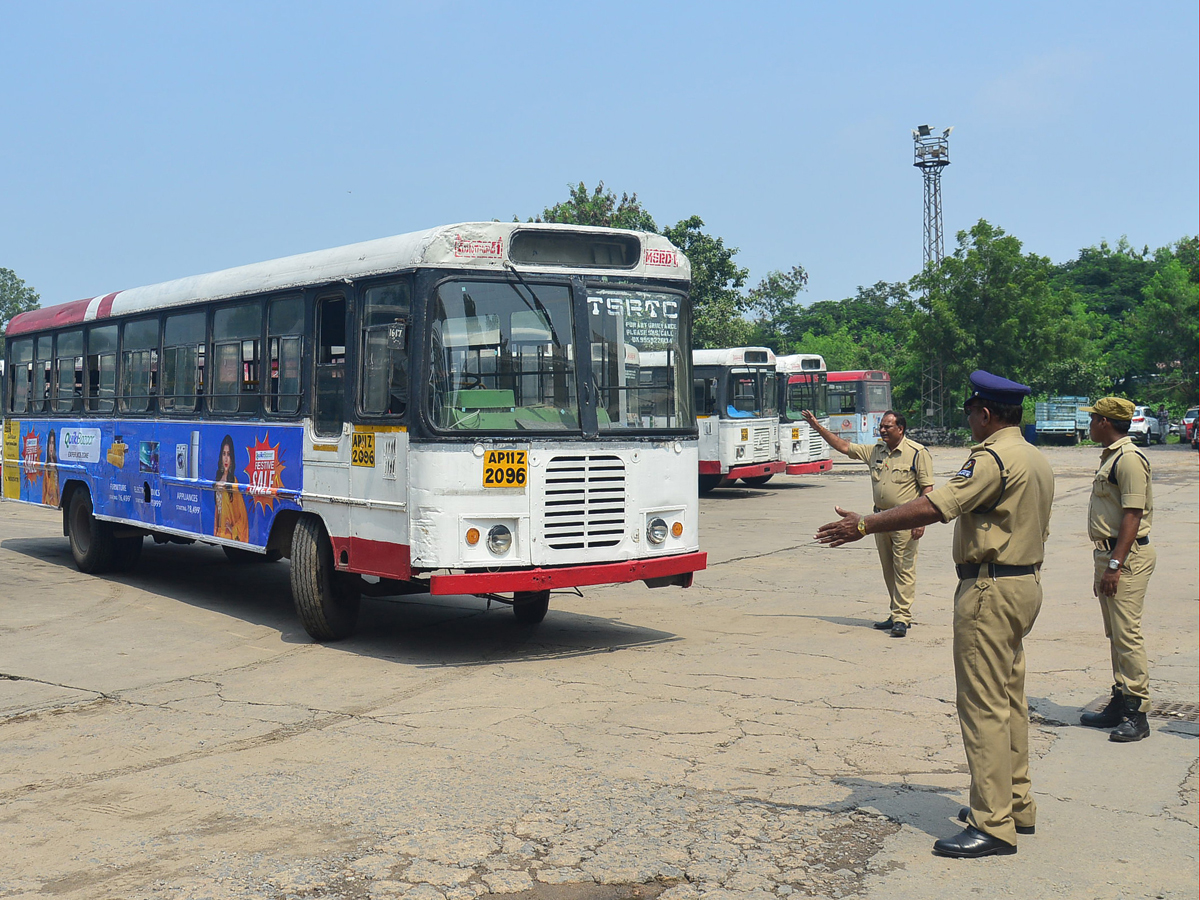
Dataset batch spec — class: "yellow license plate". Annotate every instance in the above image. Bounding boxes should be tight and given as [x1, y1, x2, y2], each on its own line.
[483, 449, 527, 488]
[351, 432, 375, 467]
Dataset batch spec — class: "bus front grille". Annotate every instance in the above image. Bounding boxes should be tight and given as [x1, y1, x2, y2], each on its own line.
[543, 455, 626, 549]
[752, 427, 772, 460]
[808, 429, 824, 458]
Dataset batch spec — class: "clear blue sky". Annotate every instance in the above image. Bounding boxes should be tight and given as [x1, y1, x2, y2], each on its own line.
[2, 1, 1196, 309]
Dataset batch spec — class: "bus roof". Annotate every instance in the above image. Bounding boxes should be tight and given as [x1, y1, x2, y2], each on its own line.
[774, 353, 826, 374]
[827, 369, 890, 382]
[7, 222, 689, 337]
[692, 347, 776, 368]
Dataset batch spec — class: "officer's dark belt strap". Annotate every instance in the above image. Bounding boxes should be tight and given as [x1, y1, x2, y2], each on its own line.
[1100, 536, 1149, 551]
[956, 562, 1039, 580]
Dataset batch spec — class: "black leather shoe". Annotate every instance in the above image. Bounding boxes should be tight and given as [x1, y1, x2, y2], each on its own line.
[890, 622, 908, 638]
[933, 826, 1017, 858]
[958, 807, 1034, 835]
[1080, 687, 1125, 728]
[1110, 710, 1150, 742]
[873, 618, 894, 630]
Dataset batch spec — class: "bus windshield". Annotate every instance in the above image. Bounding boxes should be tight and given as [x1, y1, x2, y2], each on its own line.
[429, 279, 579, 431]
[427, 280, 692, 433]
[725, 367, 777, 418]
[784, 374, 827, 420]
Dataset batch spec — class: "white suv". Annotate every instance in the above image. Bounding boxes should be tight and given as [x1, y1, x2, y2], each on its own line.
[1128, 405, 1164, 445]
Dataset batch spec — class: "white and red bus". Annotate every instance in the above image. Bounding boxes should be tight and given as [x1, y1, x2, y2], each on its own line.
[3, 223, 706, 640]
[775, 353, 832, 475]
[691, 347, 782, 492]
[825, 369, 892, 444]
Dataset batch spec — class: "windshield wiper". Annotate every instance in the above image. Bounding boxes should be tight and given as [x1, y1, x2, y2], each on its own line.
[502, 261, 562, 348]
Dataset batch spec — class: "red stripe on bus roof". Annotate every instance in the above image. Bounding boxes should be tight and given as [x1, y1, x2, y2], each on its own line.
[827, 370, 890, 382]
[96, 292, 120, 319]
[6, 298, 93, 336]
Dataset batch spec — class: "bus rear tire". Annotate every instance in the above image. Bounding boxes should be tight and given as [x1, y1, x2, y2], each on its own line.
[741, 475, 773, 487]
[67, 488, 115, 574]
[113, 535, 143, 572]
[698, 474, 722, 494]
[290, 516, 361, 642]
[512, 590, 550, 625]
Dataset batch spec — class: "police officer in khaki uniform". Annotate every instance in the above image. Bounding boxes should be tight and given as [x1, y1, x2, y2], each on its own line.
[1078, 397, 1155, 742]
[816, 371, 1054, 858]
[802, 409, 934, 637]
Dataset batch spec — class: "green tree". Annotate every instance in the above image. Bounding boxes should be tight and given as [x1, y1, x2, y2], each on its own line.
[1118, 257, 1200, 406]
[744, 265, 808, 350]
[530, 181, 657, 232]
[0, 268, 40, 331]
[910, 220, 1095, 399]
[661, 215, 750, 348]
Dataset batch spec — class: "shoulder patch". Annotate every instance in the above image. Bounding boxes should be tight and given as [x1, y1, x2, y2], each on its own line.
[956, 458, 976, 479]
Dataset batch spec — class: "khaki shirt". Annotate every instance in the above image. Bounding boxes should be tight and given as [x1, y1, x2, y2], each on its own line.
[927, 426, 1055, 565]
[845, 436, 934, 510]
[1087, 435, 1153, 540]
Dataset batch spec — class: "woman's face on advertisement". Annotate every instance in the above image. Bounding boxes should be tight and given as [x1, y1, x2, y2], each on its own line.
[220, 443, 233, 476]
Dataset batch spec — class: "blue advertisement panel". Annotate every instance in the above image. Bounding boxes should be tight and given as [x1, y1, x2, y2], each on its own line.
[7, 420, 303, 549]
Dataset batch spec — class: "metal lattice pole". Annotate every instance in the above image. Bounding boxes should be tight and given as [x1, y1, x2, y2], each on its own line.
[913, 125, 951, 427]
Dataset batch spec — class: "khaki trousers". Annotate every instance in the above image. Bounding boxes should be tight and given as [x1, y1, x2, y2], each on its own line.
[1093, 542, 1156, 713]
[874, 528, 919, 624]
[953, 570, 1042, 846]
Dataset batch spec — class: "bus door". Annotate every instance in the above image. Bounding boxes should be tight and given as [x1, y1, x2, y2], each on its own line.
[347, 281, 411, 580]
[693, 370, 719, 466]
[303, 293, 352, 542]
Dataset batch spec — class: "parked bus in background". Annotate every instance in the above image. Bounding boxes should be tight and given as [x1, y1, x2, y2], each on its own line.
[2, 223, 706, 641]
[775, 353, 832, 475]
[691, 347, 782, 492]
[825, 370, 892, 444]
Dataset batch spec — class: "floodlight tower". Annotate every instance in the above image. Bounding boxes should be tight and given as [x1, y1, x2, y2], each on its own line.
[912, 124, 952, 427]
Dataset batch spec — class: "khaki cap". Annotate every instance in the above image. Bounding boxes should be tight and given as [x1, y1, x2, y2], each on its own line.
[1081, 397, 1135, 421]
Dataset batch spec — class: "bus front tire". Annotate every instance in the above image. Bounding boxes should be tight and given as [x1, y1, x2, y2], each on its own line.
[67, 488, 115, 574]
[698, 474, 722, 494]
[741, 475, 773, 487]
[290, 516, 361, 642]
[512, 590, 550, 625]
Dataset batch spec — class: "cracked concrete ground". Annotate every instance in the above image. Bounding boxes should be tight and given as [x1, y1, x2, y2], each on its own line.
[0, 443, 1195, 900]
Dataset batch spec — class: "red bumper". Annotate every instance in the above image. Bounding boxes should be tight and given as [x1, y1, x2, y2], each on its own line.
[726, 461, 786, 481]
[428, 550, 708, 595]
[785, 459, 832, 475]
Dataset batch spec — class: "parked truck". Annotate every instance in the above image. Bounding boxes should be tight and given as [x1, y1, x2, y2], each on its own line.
[1035, 395, 1090, 443]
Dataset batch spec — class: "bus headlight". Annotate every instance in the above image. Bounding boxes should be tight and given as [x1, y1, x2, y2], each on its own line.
[487, 524, 512, 554]
[647, 518, 668, 544]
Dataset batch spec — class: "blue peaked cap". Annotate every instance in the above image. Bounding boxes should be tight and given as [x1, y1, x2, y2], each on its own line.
[966, 370, 1031, 406]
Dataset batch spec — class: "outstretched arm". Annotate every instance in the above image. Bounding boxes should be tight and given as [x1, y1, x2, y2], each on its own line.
[801, 410, 851, 456]
[816, 496, 943, 547]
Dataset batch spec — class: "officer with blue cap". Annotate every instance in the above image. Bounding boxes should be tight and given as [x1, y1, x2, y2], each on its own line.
[816, 370, 1055, 858]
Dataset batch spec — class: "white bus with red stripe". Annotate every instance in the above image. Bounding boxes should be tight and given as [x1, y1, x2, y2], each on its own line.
[3, 223, 705, 640]
[775, 353, 832, 475]
[691, 347, 782, 492]
[826, 369, 892, 444]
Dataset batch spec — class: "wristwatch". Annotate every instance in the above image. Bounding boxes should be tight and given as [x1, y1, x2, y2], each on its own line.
[1107, 558, 1121, 570]
[857, 517, 868, 537]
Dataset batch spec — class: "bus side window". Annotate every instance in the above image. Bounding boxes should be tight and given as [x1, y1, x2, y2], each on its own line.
[162, 312, 205, 414]
[54, 330, 83, 413]
[268, 296, 304, 416]
[693, 377, 717, 416]
[9, 339, 32, 414]
[314, 295, 347, 436]
[119, 316, 160, 414]
[211, 303, 262, 415]
[86, 325, 118, 413]
[34, 336, 52, 412]
[360, 281, 410, 418]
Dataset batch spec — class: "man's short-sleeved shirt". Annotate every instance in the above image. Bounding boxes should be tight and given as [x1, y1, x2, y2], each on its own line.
[926, 427, 1055, 566]
[1088, 435, 1153, 540]
[844, 436, 935, 510]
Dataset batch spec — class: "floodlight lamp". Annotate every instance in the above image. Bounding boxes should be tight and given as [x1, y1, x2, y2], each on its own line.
[917, 125, 931, 137]
[943, 126, 954, 137]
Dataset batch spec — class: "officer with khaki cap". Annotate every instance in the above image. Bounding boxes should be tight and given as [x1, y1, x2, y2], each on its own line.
[1078, 397, 1155, 742]
[801, 408, 934, 637]
[816, 371, 1054, 858]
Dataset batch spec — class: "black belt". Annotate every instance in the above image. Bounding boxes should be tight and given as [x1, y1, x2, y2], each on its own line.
[1097, 536, 1149, 552]
[956, 563, 1039, 580]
